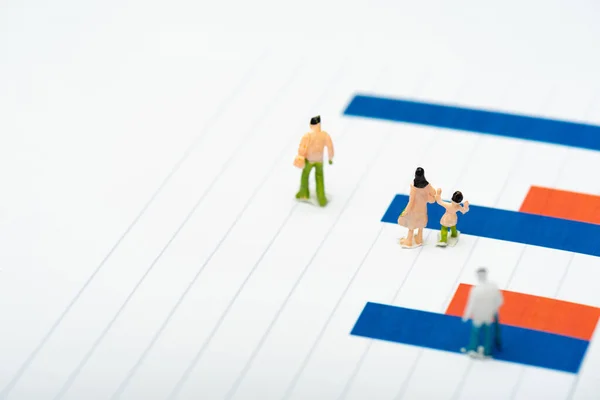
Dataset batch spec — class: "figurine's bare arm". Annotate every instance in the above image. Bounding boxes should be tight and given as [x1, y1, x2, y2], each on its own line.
[297, 133, 310, 158]
[436, 198, 451, 209]
[325, 131, 334, 162]
[435, 188, 450, 209]
[459, 201, 470, 214]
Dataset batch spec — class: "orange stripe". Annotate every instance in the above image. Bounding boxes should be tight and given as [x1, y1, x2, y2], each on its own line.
[520, 186, 600, 225]
[445, 284, 600, 341]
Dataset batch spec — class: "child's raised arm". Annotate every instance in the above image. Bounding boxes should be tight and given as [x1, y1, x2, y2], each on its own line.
[435, 188, 450, 209]
[459, 200, 470, 214]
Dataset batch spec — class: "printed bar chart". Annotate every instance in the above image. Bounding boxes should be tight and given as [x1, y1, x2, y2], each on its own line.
[520, 186, 600, 225]
[344, 94, 600, 151]
[381, 194, 600, 257]
[351, 302, 590, 374]
[446, 284, 600, 341]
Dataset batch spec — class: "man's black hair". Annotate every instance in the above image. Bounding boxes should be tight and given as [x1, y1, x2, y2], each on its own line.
[310, 115, 321, 125]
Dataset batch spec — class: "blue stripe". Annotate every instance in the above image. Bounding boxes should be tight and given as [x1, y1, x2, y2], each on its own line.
[351, 302, 589, 374]
[344, 95, 600, 151]
[382, 194, 600, 257]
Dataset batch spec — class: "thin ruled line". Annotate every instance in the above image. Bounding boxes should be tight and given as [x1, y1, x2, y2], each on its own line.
[264, 66, 428, 398]
[338, 125, 445, 400]
[280, 68, 433, 400]
[108, 59, 351, 400]
[339, 136, 448, 399]
[391, 350, 425, 400]
[442, 135, 531, 314]
[554, 254, 576, 299]
[544, 92, 600, 301]
[338, 233, 432, 400]
[0, 49, 269, 400]
[504, 245, 528, 289]
[166, 58, 384, 400]
[390, 72, 525, 400]
[450, 86, 579, 400]
[438, 120, 528, 311]
[448, 362, 474, 400]
[164, 205, 298, 400]
[392, 212, 478, 400]
[493, 247, 527, 400]
[164, 201, 301, 400]
[223, 116, 395, 400]
[51, 54, 301, 400]
[336, 340, 375, 400]
[448, 87, 556, 400]
[281, 226, 384, 400]
[338, 70, 479, 400]
[508, 369, 526, 400]
[221, 62, 400, 400]
[510, 92, 600, 400]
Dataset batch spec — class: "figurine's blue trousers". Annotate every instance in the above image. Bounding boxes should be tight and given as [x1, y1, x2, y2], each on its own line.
[467, 314, 501, 355]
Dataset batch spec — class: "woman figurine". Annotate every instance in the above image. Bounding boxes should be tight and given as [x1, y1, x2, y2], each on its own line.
[435, 189, 469, 247]
[397, 167, 436, 248]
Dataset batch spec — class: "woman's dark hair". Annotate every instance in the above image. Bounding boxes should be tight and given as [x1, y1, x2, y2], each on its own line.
[413, 167, 429, 188]
[452, 191, 464, 203]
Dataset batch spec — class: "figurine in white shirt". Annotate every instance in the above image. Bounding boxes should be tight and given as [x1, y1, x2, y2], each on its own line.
[461, 267, 503, 358]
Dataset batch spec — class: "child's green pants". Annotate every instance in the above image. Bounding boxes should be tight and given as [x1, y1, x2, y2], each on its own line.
[440, 225, 458, 242]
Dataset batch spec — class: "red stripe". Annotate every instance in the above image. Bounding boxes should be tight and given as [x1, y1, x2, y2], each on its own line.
[520, 186, 600, 225]
[446, 284, 600, 341]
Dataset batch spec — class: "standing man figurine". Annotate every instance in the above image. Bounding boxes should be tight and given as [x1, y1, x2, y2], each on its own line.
[461, 267, 503, 358]
[293, 115, 334, 207]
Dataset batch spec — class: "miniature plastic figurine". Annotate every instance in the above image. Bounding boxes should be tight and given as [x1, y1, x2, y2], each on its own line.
[434, 189, 470, 247]
[294, 115, 334, 207]
[460, 267, 503, 358]
[397, 167, 436, 248]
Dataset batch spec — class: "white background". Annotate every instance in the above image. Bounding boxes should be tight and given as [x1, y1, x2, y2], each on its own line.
[1, 0, 600, 398]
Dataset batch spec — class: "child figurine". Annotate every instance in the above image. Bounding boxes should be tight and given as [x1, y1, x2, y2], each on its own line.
[460, 267, 503, 358]
[397, 167, 436, 248]
[435, 189, 469, 247]
[294, 115, 334, 207]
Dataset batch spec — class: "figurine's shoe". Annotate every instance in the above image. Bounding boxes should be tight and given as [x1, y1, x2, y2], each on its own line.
[436, 233, 448, 247]
[400, 238, 422, 249]
[475, 346, 492, 359]
[447, 231, 461, 247]
[461, 348, 478, 357]
[461, 347, 489, 359]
